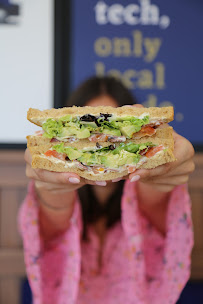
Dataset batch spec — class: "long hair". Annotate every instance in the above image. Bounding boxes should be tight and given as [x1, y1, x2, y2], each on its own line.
[66, 76, 137, 240]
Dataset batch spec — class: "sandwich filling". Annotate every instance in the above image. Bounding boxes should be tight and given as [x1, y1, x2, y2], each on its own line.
[41, 114, 163, 143]
[43, 142, 164, 175]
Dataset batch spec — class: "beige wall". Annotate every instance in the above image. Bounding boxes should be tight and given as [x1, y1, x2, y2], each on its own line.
[0, 150, 202, 303]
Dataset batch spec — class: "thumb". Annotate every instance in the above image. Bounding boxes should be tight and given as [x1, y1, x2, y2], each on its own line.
[132, 104, 144, 108]
[129, 169, 150, 182]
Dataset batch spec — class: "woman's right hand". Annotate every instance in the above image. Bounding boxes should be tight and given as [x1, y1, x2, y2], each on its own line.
[25, 148, 86, 195]
[25, 148, 89, 239]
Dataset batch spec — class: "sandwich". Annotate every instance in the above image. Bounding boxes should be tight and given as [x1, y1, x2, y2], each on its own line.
[27, 106, 176, 181]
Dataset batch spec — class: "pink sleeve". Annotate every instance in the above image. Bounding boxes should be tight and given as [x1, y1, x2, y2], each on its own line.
[18, 181, 81, 304]
[121, 180, 194, 304]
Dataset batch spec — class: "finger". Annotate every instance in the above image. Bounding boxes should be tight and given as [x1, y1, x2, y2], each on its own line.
[140, 183, 175, 193]
[33, 168, 81, 184]
[24, 148, 82, 184]
[132, 104, 144, 108]
[129, 162, 172, 181]
[160, 159, 195, 178]
[35, 180, 83, 193]
[172, 131, 195, 164]
[24, 148, 32, 165]
[142, 174, 190, 186]
[26, 164, 38, 180]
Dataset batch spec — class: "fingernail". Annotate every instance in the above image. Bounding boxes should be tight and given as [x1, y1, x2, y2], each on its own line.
[130, 175, 140, 182]
[68, 177, 80, 184]
[95, 181, 107, 186]
[112, 178, 122, 182]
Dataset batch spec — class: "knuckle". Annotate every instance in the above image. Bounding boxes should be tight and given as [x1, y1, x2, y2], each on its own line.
[139, 171, 150, 181]
[26, 165, 36, 180]
[163, 163, 171, 174]
[188, 161, 195, 174]
[188, 142, 195, 158]
[58, 173, 69, 184]
[25, 166, 31, 178]
[181, 175, 189, 184]
[24, 149, 29, 162]
[35, 169, 45, 180]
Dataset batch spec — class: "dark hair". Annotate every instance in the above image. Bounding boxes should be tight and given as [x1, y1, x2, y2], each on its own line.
[66, 76, 137, 240]
[67, 76, 137, 107]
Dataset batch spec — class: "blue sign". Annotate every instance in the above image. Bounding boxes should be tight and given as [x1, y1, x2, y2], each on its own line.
[70, 0, 203, 145]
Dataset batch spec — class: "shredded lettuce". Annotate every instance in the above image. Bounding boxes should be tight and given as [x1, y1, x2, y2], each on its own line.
[42, 115, 150, 139]
[52, 142, 155, 167]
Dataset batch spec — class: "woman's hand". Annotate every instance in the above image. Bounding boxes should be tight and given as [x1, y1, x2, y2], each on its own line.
[24, 148, 111, 240]
[25, 148, 88, 240]
[25, 148, 86, 194]
[129, 130, 195, 192]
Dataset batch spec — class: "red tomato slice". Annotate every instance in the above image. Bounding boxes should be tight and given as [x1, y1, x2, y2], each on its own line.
[140, 126, 156, 135]
[145, 146, 164, 158]
[132, 126, 156, 139]
[44, 150, 66, 161]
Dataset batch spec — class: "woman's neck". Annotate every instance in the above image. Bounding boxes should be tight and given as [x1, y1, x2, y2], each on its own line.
[92, 182, 117, 205]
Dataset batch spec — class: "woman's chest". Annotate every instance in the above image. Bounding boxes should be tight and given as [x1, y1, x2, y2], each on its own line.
[78, 225, 134, 303]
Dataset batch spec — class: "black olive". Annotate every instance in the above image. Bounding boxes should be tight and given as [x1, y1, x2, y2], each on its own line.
[109, 144, 116, 150]
[95, 119, 101, 127]
[99, 113, 112, 121]
[80, 114, 96, 122]
[96, 142, 102, 149]
[95, 113, 112, 126]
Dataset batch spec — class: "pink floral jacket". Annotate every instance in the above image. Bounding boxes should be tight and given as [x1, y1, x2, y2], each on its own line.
[18, 181, 193, 304]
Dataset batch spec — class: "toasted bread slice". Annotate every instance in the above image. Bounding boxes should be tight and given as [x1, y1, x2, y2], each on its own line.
[27, 106, 174, 126]
[28, 127, 176, 181]
[31, 147, 175, 181]
[27, 127, 174, 155]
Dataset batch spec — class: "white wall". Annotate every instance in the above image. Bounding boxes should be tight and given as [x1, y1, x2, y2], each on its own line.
[0, 0, 53, 143]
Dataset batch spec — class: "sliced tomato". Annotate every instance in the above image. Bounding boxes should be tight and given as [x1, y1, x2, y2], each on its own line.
[145, 146, 164, 158]
[44, 150, 66, 161]
[132, 126, 156, 139]
[140, 126, 156, 135]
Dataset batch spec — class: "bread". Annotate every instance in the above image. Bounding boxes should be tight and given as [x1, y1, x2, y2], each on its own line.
[27, 127, 176, 181]
[27, 127, 174, 154]
[27, 106, 174, 126]
[27, 106, 175, 181]
[31, 148, 175, 181]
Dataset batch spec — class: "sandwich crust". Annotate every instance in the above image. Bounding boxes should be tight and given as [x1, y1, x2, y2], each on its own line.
[27, 106, 174, 126]
[31, 148, 176, 181]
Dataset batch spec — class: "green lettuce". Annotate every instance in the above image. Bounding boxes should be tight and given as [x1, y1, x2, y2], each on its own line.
[51, 142, 155, 168]
[42, 115, 150, 139]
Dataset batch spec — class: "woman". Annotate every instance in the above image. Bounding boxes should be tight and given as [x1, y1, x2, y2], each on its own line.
[20, 76, 195, 304]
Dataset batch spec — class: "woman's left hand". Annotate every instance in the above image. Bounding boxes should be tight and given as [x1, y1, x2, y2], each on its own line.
[129, 130, 195, 192]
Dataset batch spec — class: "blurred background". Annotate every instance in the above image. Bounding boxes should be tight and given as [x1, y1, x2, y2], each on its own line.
[0, 0, 202, 303]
